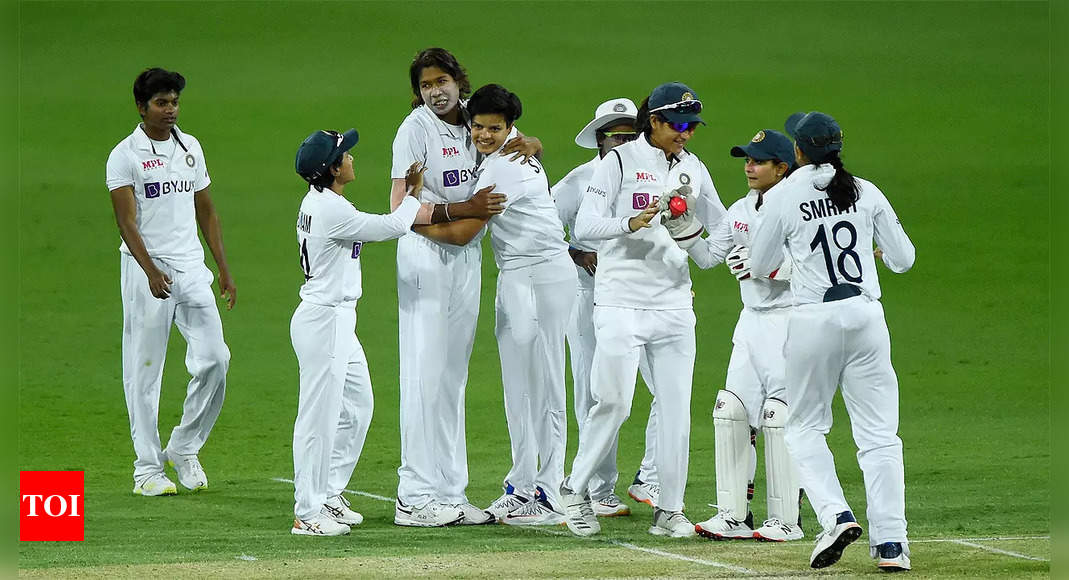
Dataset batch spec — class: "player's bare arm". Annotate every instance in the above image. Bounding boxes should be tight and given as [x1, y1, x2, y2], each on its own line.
[413, 218, 487, 246]
[627, 206, 659, 232]
[569, 248, 597, 277]
[193, 187, 236, 310]
[109, 185, 171, 299]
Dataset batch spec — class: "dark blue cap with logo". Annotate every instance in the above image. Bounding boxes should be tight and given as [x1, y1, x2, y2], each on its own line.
[648, 82, 704, 125]
[730, 129, 796, 168]
[784, 111, 842, 163]
[295, 128, 359, 182]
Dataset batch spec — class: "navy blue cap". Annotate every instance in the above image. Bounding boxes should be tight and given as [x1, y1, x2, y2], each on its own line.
[296, 129, 359, 182]
[784, 111, 842, 163]
[648, 82, 704, 124]
[730, 129, 796, 168]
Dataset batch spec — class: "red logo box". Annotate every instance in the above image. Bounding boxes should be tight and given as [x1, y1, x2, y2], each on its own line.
[20, 471, 84, 541]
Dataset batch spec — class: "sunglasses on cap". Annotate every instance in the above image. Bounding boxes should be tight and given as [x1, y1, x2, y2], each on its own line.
[649, 99, 703, 116]
[801, 132, 843, 147]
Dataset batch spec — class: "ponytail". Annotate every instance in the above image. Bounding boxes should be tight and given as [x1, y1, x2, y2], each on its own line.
[816, 151, 859, 211]
[634, 97, 652, 136]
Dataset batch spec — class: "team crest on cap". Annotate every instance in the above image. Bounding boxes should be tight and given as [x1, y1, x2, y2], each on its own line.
[681, 92, 694, 101]
[679, 173, 691, 185]
[185, 154, 196, 168]
[613, 103, 626, 112]
[752, 131, 766, 143]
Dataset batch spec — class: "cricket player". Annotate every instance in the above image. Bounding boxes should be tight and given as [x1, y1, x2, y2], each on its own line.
[289, 129, 426, 536]
[106, 68, 234, 497]
[456, 84, 577, 526]
[390, 48, 542, 526]
[749, 111, 915, 571]
[552, 97, 662, 516]
[559, 82, 726, 538]
[670, 129, 805, 542]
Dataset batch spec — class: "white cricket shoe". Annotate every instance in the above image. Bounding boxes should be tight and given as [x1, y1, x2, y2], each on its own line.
[503, 497, 565, 526]
[695, 508, 755, 540]
[593, 494, 631, 517]
[559, 484, 600, 537]
[486, 492, 530, 520]
[132, 472, 177, 496]
[324, 495, 363, 526]
[627, 478, 660, 508]
[872, 541, 912, 572]
[754, 517, 803, 541]
[291, 514, 350, 536]
[649, 508, 697, 538]
[810, 511, 863, 569]
[452, 502, 495, 525]
[165, 448, 208, 491]
[394, 500, 465, 527]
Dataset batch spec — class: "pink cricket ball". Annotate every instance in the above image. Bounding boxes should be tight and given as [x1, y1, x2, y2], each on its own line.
[669, 196, 687, 218]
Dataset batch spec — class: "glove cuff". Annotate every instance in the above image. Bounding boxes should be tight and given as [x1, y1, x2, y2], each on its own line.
[674, 226, 705, 249]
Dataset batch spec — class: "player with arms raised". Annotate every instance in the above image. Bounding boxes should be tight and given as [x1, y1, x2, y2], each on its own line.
[749, 111, 915, 571]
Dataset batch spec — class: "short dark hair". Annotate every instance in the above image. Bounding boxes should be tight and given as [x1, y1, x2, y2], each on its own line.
[466, 84, 522, 126]
[309, 157, 344, 192]
[409, 48, 471, 109]
[133, 68, 186, 107]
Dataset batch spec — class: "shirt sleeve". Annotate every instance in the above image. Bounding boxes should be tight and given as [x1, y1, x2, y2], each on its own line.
[750, 191, 788, 278]
[574, 150, 631, 240]
[483, 156, 526, 211]
[193, 138, 211, 192]
[686, 211, 735, 269]
[872, 186, 916, 273]
[694, 161, 727, 230]
[391, 119, 427, 179]
[105, 147, 135, 191]
[326, 195, 421, 243]
[551, 169, 580, 235]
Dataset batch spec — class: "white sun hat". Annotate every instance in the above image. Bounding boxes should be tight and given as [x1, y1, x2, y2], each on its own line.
[574, 98, 639, 149]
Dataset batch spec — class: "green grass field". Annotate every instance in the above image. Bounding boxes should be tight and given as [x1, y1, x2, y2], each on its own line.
[17, 1, 1050, 577]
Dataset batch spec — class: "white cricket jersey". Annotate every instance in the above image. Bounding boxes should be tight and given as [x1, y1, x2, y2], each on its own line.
[296, 188, 420, 306]
[702, 191, 793, 311]
[105, 124, 211, 266]
[475, 127, 568, 270]
[574, 134, 726, 310]
[750, 164, 915, 305]
[391, 104, 480, 205]
[551, 156, 601, 254]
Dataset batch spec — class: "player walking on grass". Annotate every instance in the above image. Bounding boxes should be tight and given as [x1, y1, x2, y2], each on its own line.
[289, 129, 426, 537]
[559, 82, 726, 538]
[670, 129, 805, 542]
[551, 98, 662, 516]
[748, 111, 915, 571]
[106, 68, 234, 497]
[390, 48, 542, 527]
[452, 84, 577, 526]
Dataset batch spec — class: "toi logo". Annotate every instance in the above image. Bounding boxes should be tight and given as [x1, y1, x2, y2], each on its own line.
[20, 471, 84, 541]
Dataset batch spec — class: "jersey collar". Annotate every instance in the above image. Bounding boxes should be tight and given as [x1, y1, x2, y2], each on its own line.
[421, 103, 469, 140]
[132, 124, 189, 154]
[637, 133, 685, 164]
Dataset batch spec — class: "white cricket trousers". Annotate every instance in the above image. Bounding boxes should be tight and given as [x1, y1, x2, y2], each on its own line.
[290, 300, 373, 520]
[784, 297, 907, 544]
[568, 306, 696, 512]
[496, 253, 577, 501]
[120, 254, 229, 481]
[396, 234, 481, 506]
[568, 272, 659, 499]
[726, 308, 790, 426]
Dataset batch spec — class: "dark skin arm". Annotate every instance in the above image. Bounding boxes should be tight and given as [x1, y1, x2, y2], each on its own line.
[193, 186, 236, 310]
[109, 186, 172, 299]
[413, 218, 488, 246]
[502, 133, 542, 162]
[569, 248, 597, 277]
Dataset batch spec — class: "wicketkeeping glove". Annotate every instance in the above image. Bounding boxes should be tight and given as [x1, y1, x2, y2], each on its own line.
[725, 244, 751, 280]
[658, 186, 704, 250]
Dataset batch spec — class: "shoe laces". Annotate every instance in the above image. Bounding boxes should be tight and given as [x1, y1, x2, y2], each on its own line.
[491, 494, 528, 511]
[705, 504, 742, 524]
[598, 494, 622, 507]
[761, 517, 785, 528]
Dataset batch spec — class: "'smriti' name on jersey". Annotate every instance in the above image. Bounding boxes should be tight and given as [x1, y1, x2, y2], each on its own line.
[800, 197, 858, 221]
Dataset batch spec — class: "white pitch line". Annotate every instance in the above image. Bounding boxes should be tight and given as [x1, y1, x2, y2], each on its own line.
[269, 477, 754, 573]
[270, 477, 396, 503]
[912, 535, 1049, 543]
[948, 540, 1049, 562]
